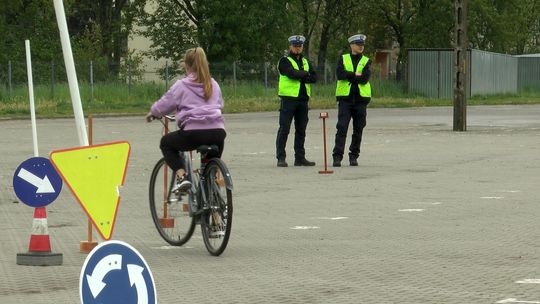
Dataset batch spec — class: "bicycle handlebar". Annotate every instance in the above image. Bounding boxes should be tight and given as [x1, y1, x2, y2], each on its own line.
[163, 114, 175, 121]
[147, 113, 176, 123]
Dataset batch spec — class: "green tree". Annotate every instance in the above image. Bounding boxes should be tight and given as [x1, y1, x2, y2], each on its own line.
[132, 0, 197, 62]
[314, 0, 358, 76]
[361, 0, 419, 80]
[468, 0, 539, 54]
[0, 0, 63, 83]
[136, 0, 289, 64]
[408, 0, 454, 48]
[68, 0, 145, 75]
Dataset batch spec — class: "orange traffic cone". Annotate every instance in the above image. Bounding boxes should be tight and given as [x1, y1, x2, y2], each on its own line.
[16, 207, 62, 266]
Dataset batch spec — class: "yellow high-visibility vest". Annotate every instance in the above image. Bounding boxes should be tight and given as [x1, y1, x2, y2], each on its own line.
[335, 54, 371, 97]
[278, 56, 311, 97]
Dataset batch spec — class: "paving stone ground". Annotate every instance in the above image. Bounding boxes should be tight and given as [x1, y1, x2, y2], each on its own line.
[1, 105, 539, 304]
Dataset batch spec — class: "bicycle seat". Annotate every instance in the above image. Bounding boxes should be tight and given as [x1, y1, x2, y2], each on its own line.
[196, 145, 220, 158]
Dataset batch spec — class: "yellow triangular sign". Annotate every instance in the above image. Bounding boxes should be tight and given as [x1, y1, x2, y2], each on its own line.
[50, 141, 131, 240]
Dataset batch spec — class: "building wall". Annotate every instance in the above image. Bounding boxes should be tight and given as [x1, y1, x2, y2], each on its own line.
[128, 1, 172, 83]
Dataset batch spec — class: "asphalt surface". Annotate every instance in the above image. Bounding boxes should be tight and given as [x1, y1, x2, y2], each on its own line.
[1, 105, 540, 303]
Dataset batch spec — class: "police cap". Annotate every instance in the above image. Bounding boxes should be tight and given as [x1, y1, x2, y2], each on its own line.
[348, 34, 367, 45]
[288, 35, 306, 46]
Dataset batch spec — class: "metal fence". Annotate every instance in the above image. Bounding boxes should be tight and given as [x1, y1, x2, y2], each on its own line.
[518, 57, 540, 90]
[408, 48, 458, 99]
[470, 50, 518, 96]
[408, 48, 539, 99]
[0, 59, 396, 101]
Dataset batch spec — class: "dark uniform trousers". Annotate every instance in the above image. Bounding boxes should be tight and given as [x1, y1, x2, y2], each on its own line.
[333, 100, 367, 161]
[276, 98, 309, 161]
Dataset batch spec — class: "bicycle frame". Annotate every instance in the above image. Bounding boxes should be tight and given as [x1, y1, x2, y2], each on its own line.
[150, 114, 233, 255]
[184, 150, 232, 217]
[184, 152, 207, 216]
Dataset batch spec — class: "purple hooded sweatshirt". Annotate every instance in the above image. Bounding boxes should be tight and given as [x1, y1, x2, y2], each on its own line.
[150, 73, 225, 131]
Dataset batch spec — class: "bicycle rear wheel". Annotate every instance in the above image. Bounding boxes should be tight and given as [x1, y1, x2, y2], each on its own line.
[149, 157, 195, 246]
[200, 158, 233, 256]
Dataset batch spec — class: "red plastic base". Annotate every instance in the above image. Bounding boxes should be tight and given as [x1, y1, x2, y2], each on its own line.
[159, 218, 175, 228]
[80, 241, 98, 253]
[318, 170, 334, 174]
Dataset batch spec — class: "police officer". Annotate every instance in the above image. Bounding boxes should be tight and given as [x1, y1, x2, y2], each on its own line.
[332, 34, 372, 167]
[276, 35, 317, 167]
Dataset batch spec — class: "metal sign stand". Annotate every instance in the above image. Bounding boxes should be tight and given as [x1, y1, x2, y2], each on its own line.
[318, 112, 333, 174]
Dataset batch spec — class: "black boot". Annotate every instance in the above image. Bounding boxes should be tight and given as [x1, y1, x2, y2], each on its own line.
[277, 159, 288, 167]
[294, 158, 315, 166]
[349, 158, 358, 166]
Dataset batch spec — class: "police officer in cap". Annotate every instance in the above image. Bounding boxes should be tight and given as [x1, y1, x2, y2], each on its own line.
[332, 34, 372, 167]
[275, 35, 317, 167]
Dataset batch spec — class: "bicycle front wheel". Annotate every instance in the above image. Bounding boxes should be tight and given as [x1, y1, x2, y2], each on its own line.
[200, 158, 233, 256]
[149, 157, 195, 246]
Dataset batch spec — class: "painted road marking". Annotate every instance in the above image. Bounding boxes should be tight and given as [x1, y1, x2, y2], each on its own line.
[409, 202, 442, 205]
[291, 226, 320, 230]
[398, 209, 425, 212]
[481, 196, 504, 199]
[313, 217, 348, 220]
[497, 298, 540, 303]
[516, 279, 540, 284]
[151, 246, 194, 250]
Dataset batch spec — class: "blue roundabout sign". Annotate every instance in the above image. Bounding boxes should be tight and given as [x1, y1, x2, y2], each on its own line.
[80, 240, 157, 304]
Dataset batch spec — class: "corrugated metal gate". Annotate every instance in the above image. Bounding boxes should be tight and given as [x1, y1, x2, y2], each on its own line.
[408, 49, 537, 98]
[470, 50, 517, 95]
[518, 57, 540, 90]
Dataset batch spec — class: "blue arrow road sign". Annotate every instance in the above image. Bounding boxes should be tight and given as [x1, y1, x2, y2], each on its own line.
[80, 240, 156, 304]
[13, 157, 62, 208]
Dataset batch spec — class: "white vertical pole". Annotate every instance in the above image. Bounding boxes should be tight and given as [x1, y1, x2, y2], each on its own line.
[52, 0, 88, 146]
[25, 40, 39, 157]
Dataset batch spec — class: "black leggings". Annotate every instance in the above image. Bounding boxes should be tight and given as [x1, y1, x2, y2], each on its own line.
[160, 128, 226, 171]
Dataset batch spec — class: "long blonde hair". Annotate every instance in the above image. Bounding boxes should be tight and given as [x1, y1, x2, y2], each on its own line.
[184, 47, 212, 100]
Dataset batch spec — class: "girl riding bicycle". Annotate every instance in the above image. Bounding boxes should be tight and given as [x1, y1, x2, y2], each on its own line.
[146, 47, 226, 193]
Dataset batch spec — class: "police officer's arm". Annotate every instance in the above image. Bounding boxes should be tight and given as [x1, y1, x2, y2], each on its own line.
[356, 59, 372, 85]
[336, 56, 357, 83]
[278, 57, 309, 79]
[303, 59, 317, 84]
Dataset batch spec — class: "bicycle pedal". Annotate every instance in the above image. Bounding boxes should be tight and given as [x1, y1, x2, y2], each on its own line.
[208, 230, 225, 239]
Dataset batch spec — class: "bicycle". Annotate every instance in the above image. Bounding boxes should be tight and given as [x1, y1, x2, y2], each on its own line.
[148, 116, 233, 256]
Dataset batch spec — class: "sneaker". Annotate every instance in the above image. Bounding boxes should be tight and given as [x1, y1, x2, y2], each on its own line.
[277, 159, 288, 167]
[332, 159, 342, 167]
[172, 175, 192, 194]
[294, 158, 316, 166]
[349, 159, 358, 166]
